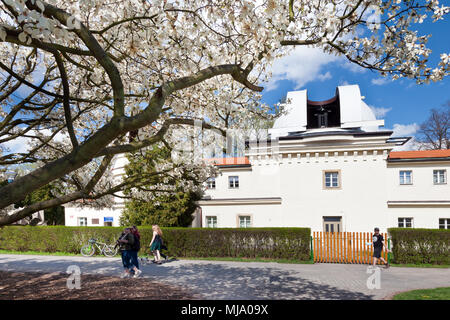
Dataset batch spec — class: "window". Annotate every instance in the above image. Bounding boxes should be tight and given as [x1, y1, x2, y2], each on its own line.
[323, 217, 342, 233]
[433, 170, 447, 185]
[206, 216, 217, 228]
[78, 217, 87, 226]
[91, 218, 99, 225]
[206, 178, 216, 189]
[439, 218, 450, 229]
[239, 216, 251, 228]
[324, 171, 340, 188]
[104, 222, 113, 227]
[229, 176, 239, 189]
[399, 170, 412, 185]
[398, 217, 413, 228]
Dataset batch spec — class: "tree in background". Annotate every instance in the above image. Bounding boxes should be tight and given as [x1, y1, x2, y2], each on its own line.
[120, 191, 201, 227]
[119, 145, 206, 227]
[1, 165, 65, 225]
[13, 183, 65, 225]
[417, 103, 450, 150]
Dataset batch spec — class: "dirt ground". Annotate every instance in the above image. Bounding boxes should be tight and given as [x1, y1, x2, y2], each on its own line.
[0, 271, 200, 300]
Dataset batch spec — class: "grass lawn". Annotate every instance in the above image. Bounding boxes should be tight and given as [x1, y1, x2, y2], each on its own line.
[393, 287, 450, 300]
[391, 263, 449, 269]
[0, 249, 81, 256]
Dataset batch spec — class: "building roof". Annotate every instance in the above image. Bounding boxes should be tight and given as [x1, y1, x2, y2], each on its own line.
[389, 149, 450, 160]
[206, 157, 251, 167]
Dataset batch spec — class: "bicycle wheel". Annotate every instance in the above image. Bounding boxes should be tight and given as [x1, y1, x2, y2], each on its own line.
[103, 245, 118, 257]
[80, 244, 95, 257]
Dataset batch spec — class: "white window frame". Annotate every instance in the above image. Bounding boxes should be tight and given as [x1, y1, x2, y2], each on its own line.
[238, 215, 251, 228]
[439, 218, 450, 229]
[433, 170, 447, 185]
[323, 171, 340, 189]
[206, 216, 217, 228]
[228, 176, 239, 189]
[398, 217, 413, 228]
[78, 217, 88, 226]
[399, 170, 413, 185]
[206, 178, 216, 189]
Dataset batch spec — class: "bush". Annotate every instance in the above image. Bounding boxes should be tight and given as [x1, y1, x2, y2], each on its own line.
[388, 228, 450, 265]
[0, 226, 311, 261]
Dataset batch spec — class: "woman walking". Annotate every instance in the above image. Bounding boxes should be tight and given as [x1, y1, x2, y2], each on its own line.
[129, 226, 142, 277]
[117, 228, 132, 278]
[149, 225, 163, 265]
[118, 228, 142, 278]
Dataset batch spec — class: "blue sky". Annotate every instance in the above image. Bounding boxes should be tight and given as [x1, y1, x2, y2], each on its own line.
[260, 17, 450, 147]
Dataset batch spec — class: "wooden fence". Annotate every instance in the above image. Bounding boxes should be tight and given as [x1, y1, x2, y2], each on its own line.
[312, 231, 389, 264]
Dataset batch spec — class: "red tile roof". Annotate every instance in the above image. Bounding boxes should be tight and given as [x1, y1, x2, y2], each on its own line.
[389, 149, 450, 159]
[206, 157, 250, 166]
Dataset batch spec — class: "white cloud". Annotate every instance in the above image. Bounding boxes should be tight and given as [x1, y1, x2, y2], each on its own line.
[371, 77, 391, 85]
[2, 135, 30, 154]
[265, 46, 341, 91]
[369, 105, 391, 119]
[317, 71, 332, 81]
[2, 129, 68, 155]
[391, 123, 420, 151]
[391, 123, 420, 137]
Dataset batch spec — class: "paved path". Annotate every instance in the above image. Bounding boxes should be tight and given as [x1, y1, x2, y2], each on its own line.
[0, 254, 448, 300]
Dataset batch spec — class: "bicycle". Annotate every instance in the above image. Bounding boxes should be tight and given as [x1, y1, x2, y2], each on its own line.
[80, 238, 118, 257]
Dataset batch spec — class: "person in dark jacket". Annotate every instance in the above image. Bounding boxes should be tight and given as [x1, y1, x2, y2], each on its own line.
[129, 226, 141, 274]
[118, 228, 142, 278]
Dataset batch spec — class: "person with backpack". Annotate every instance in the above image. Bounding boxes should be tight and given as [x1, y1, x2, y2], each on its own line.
[129, 226, 142, 274]
[117, 227, 142, 278]
[117, 228, 131, 278]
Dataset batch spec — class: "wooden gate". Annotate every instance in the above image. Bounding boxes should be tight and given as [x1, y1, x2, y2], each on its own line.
[312, 231, 389, 264]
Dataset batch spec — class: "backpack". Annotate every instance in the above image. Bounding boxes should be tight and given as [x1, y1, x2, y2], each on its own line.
[131, 233, 141, 251]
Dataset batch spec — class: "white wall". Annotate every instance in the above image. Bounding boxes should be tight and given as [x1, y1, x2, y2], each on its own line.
[64, 206, 123, 227]
[386, 161, 450, 228]
[387, 162, 450, 201]
[202, 151, 450, 232]
[387, 207, 449, 229]
[203, 150, 392, 232]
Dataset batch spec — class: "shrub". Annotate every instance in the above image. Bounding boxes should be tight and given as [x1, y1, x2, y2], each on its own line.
[0, 226, 311, 261]
[388, 228, 450, 265]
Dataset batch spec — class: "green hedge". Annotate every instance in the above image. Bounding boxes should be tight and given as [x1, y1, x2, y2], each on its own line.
[388, 228, 450, 265]
[0, 226, 311, 261]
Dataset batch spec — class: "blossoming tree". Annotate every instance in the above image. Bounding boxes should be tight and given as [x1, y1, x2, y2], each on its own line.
[0, 0, 448, 225]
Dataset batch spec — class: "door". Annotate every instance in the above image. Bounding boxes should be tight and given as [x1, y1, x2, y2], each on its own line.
[323, 216, 342, 233]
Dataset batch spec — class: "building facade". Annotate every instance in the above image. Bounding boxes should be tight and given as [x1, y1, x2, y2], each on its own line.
[197, 85, 450, 232]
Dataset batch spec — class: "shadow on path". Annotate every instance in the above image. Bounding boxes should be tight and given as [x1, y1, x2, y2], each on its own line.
[0, 256, 374, 300]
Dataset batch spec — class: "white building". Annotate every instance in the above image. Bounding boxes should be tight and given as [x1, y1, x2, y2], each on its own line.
[64, 153, 128, 227]
[196, 85, 450, 232]
[65, 84, 450, 232]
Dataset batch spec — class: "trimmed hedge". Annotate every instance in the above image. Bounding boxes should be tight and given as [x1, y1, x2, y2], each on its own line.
[0, 226, 311, 261]
[388, 228, 450, 265]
